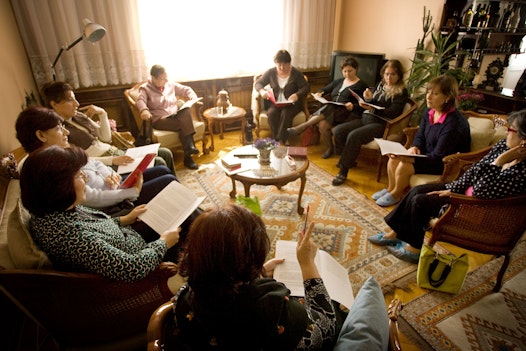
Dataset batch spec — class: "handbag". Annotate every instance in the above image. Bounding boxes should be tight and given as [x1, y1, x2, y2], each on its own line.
[111, 131, 135, 149]
[416, 245, 469, 294]
[301, 125, 320, 146]
[135, 120, 153, 146]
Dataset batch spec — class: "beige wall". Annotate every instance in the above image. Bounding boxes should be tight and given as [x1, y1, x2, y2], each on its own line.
[0, 1, 38, 156]
[334, 0, 444, 77]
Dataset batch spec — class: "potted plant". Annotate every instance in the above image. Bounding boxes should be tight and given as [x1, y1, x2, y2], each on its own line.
[457, 90, 484, 111]
[253, 137, 278, 164]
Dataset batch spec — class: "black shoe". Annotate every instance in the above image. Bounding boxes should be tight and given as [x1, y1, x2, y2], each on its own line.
[321, 149, 333, 159]
[188, 146, 200, 155]
[184, 156, 198, 170]
[332, 173, 347, 186]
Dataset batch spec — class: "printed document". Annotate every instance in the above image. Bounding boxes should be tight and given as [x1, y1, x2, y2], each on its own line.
[138, 181, 206, 235]
[273, 240, 354, 309]
[374, 138, 427, 157]
[310, 93, 346, 106]
[349, 89, 385, 110]
[117, 143, 160, 174]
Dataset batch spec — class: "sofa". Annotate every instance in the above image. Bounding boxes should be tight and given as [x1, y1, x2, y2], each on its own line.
[0, 150, 176, 350]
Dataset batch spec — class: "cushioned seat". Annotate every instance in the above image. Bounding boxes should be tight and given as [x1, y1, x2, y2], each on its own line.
[124, 83, 207, 153]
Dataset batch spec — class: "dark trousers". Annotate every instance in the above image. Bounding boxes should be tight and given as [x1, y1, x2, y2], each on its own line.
[153, 108, 196, 138]
[267, 103, 303, 143]
[384, 183, 450, 249]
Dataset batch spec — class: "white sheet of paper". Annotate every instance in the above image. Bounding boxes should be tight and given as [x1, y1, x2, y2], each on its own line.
[138, 181, 206, 235]
[117, 143, 160, 174]
[273, 240, 354, 309]
[374, 138, 427, 157]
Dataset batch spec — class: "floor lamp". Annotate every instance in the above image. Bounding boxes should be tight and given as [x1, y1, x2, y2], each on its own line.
[51, 18, 106, 80]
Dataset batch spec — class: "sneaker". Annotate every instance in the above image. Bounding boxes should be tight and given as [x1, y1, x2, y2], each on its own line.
[372, 188, 388, 200]
[386, 242, 420, 264]
[376, 192, 400, 207]
[367, 233, 402, 246]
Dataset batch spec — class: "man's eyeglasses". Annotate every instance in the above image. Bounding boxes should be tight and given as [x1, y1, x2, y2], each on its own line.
[507, 127, 517, 133]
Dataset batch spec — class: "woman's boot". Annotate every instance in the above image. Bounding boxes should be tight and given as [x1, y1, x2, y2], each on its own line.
[287, 114, 325, 136]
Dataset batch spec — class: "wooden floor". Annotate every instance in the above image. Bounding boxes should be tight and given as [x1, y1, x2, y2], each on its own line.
[176, 128, 423, 350]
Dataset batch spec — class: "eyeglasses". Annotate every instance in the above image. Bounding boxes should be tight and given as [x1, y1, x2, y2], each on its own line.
[507, 127, 518, 133]
[76, 171, 88, 183]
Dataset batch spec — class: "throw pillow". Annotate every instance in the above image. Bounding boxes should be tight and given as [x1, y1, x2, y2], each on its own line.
[468, 117, 495, 151]
[7, 199, 52, 269]
[333, 276, 389, 351]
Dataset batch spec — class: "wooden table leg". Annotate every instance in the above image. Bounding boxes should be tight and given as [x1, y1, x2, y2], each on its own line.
[240, 119, 246, 145]
[207, 119, 215, 152]
[229, 178, 237, 198]
[297, 173, 306, 215]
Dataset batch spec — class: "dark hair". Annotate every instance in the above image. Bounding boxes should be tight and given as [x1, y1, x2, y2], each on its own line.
[20, 145, 88, 217]
[273, 50, 292, 64]
[150, 64, 166, 78]
[181, 204, 270, 300]
[507, 109, 526, 139]
[340, 56, 359, 70]
[41, 81, 73, 108]
[427, 75, 458, 112]
[16, 107, 64, 153]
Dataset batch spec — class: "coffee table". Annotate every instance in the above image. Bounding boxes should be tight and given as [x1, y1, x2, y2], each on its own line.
[222, 145, 309, 214]
[203, 106, 247, 151]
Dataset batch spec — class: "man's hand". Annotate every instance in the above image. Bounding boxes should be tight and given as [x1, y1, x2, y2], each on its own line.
[140, 109, 152, 121]
[112, 155, 134, 166]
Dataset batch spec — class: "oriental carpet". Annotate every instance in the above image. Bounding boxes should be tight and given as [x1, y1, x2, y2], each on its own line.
[177, 161, 417, 294]
[399, 238, 526, 351]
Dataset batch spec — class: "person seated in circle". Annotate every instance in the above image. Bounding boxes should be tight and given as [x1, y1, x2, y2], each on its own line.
[20, 144, 182, 287]
[331, 59, 408, 187]
[371, 75, 470, 207]
[288, 56, 367, 159]
[368, 109, 526, 264]
[41, 81, 176, 174]
[254, 49, 310, 145]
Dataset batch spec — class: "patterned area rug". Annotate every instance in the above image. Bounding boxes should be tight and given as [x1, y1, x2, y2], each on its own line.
[399, 238, 526, 351]
[177, 162, 417, 293]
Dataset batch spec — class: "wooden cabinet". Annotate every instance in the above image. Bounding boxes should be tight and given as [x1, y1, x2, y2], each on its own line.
[441, 0, 526, 86]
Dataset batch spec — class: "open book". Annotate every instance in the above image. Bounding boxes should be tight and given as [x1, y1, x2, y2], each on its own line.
[273, 240, 354, 309]
[349, 89, 385, 110]
[117, 143, 160, 174]
[179, 97, 203, 110]
[310, 93, 347, 106]
[138, 181, 206, 235]
[267, 89, 294, 107]
[119, 153, 157, 189]
[374, 138, 427, 157]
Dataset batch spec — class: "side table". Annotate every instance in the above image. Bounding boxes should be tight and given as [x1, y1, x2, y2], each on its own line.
[202, 106, 246, 151]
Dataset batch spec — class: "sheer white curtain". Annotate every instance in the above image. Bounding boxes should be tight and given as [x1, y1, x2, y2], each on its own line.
[11, 0, 149, 89]
[12, 0, 334, 88]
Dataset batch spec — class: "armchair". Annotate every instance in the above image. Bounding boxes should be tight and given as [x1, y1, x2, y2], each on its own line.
[405, 111, 508, 187]
[124, 83, 208, 154]
[361, 98, 417, 181]
[146, 298, 406, 351]
[251, 74, 310, 143]
[428, 193, 526, 292]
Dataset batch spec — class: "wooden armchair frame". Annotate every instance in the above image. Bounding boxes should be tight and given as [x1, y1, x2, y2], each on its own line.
[146, 298, 406, 351]
[362, 98, 417, 181]
[0, 267, 175, 350]
[429, 193, 526, 292]
[124, 83, 208, 153]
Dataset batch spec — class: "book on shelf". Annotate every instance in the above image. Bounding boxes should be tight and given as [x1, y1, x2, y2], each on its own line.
[349, 89, 385, 110]
[117, 143, 160, 174]
[267, 89, 294, 107]
[138, 181, 206, 235]
[374, 138, 428, 157]
[287, 146, 308, 158]
[310, 93, 346, 106]
[119, 153, 157, 189]
[273, 240, 354, 309]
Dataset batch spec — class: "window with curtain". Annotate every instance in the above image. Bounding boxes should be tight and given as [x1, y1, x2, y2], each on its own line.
[12, 0, 334, 89]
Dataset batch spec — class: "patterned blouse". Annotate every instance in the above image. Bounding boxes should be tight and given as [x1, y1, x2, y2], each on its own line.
[171, 278, 337, 350]
[446, 139, 526, 198]
[30, 205, 167, 281]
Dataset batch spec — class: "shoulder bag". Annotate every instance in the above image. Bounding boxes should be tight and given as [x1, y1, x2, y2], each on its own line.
[135, 120, 153, 146]
[416, 244, 469, 294]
